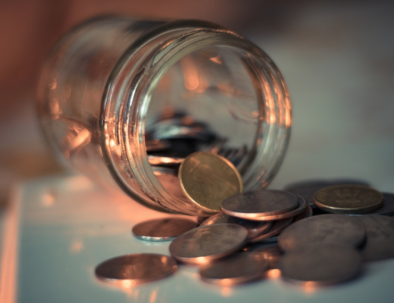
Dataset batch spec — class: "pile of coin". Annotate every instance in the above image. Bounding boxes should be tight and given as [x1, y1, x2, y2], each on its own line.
[145, 111, 249, 215]
[95, 154, 394, 287]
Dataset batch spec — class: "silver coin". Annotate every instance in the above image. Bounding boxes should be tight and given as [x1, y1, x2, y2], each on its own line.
[357, 215, 394, 261]
[199, 252, 269, 285]
[349, 193, 394, 216]
[241, 195, 308, 222]
[278, 242, 362, 285]
[248, 245, 283, 269]
[169, 223, 248, 264]
[278, 214, 366, 252]
[221, 190, 298, 220]
[132, 218, 197, 241]
[284, 179, 370, 208]
[95, 253, 177, 284]
[249, 217, 293, 243]
[200, 212, 272, 240]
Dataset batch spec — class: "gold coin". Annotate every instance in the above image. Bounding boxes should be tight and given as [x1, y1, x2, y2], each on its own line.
[178, 151, 243, 212]
[313, 184, 383, 214]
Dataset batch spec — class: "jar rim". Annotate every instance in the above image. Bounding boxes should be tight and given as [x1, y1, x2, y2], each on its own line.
[100, 21, 292, 215]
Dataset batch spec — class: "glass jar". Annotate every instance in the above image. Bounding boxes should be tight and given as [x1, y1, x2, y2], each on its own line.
[37, 16, 292, 216]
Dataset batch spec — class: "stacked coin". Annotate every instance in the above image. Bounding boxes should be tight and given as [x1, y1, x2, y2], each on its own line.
[95, 183, 394, 288]
[145, 111, 248, 214]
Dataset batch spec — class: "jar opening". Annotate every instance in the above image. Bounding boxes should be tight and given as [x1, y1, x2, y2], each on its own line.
[124, 29, 291, 214]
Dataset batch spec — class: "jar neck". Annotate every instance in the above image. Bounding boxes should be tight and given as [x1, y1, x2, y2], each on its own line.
[101, 21, 291, 215]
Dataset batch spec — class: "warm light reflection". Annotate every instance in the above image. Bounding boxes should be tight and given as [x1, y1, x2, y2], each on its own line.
[210, 55, 222, 64]
[69, 240, 84, 253]
[63, 175, 94, 192]
[303, 281, 317, 294]
[41, 193, 55, 207]
[220, 287, 232, 297]
[285, 96, 292, 127]
[68, 128, 91, 150]
[182, 56, 199, 90]
[121, 280, 132, 288]
[49, 78, 57, 89]
[181, 56, 209, 93]
[195, 257, 211, 264]
[49, 97, 62, 118]
[219, 278, 234, 286]
[149, 289, 158, 303]
[0, 190, 19, 303]
[266, 269, 281, 279]
[269, 113, 276, 124]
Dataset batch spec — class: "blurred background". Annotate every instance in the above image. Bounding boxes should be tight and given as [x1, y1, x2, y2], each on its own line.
[0, 0, 394, 207]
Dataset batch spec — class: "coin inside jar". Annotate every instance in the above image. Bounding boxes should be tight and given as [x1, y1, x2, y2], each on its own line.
[169, 223, 248, 264]
[132, 218, 197, 241]
[313, 184, 383, 214]
[199, 252, 269, 285]
[95, 253, 178, 285]
[179, 151, 243, 212]
[278, 242, 362, 286]
[221, 190, 298, 220]
[278, 214, 366, 252]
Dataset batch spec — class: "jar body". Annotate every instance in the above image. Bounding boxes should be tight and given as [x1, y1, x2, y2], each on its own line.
[37, 16, 292, 215]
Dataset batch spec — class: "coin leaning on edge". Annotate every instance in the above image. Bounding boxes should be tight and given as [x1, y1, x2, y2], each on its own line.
[178, 151, 243, 212]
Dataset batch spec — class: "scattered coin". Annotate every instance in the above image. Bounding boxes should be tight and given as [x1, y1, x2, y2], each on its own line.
[179, 152, 243, 212]
[278, 214, 366, 252]
[199, 252, 269, 285]
[278, 242, 362, 285]
[95, 253, 178, 284]
[249, 217, 293, 243]
[199, 212, 272, 240]
[313, 184, 383, 214]
[221, 190, 298, 220]
[132, 218, 197, 241]
[357, 215, 394, 261]
[284, 179, 370, 208]
[169, 223, 248, 264]
[248, 245, 283, 269]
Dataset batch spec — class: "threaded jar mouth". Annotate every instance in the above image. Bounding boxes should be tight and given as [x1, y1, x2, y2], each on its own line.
[101, 21, 291, 215]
